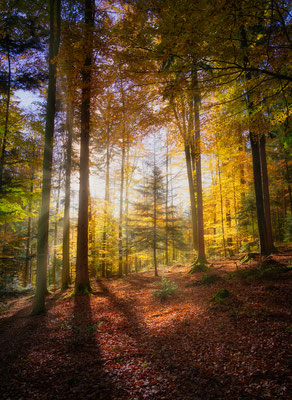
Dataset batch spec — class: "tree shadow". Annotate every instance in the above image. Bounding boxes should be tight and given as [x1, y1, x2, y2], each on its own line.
[0, 293, 62, 399]
[0, 291, 119, 400]
[57, 293, 116, 400]
[120, 274, 160, 291]
[97, 280, 226, 400]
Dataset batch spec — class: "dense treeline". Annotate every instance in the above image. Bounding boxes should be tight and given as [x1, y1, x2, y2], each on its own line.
[0, 0, 291, 312]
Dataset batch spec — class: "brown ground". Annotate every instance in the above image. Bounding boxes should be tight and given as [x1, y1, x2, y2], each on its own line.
[0, 249, 291, 400]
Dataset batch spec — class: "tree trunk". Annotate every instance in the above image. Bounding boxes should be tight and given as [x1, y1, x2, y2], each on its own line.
[217, 158, 226, 257]
[249, 132, 270, 255]
[52, 168, 61, 288]
[101, 133, 110, 278]
[165, 142, 169, 265]
[284, 158, 292, 214]
[259, 134, 275, 252]
[184, 144, 198, 252]
[153, 169, 158, 277]
[193, 69, 207, 264]
[0, 39, 11, 189]
[32, 0, 61, 314]
[62, 101, 73, 290]
[118, 143, 125, 278]
[75, 0, 94, 294]
[125, 146, 130, 275]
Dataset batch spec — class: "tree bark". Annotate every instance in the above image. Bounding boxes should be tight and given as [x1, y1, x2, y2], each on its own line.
[259, 134, 275, 252]
[192, 69, 207, 264]
[75, 0, 94, 294]
[0, 38, 11, 189]
[52, 168, 61, 288]
[118, 143, 125, 278]
[153, 167, 158, 277]
[125, 145, 130, 275]
[184, 144, 198, 252]
[101, 132, 110, 278]
[217, 157, 226, 257]
[62, 101, 73, 290]
[249, 132, 270, 255]
[24, 188, 33, 288]
[165, 145, 169, 265]
[32, 0, 60, 314]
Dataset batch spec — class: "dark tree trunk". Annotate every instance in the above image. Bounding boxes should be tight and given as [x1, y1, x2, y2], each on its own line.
[249, 132, 270, 255]
[75, 0, 94, 294]
[24, 188, 33, 288]
[0, 39, 11, 189]
[62, 101, 73, 290]
[32, 0, 61, 314]
[259, 134, 275, 252]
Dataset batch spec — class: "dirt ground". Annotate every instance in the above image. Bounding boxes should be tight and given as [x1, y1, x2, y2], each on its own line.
[0, 250, 291, 399]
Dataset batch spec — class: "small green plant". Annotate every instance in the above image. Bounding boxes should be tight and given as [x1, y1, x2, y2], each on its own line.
[210, 288, 230, 302]
[201, 273, 221, 285]
[154, 277, 177, 300]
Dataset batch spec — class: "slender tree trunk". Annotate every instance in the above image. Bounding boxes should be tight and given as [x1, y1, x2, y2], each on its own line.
[101, 134, 110, 278]
[184, 144, 198, 252]
[259, 134, 275, 252]
[32, 0, 61, 314]
[24, 182, 33, 287]
[233, 176, 239, 252]
[0, 40, 11, 189]
[118, 143, 125, 278]
[153, 170, 158, 277]
[284, 158, 292, 214]
[170, 160, 176, 261]
[193, 69, 207, 264]
[62, 101, 73, 290]
[165, 146, 169, 265]
[125, 146, 129, 275]
[52, 168, 61, 288]
[217, 158, 227, 257]
[75, 0, 94, 294]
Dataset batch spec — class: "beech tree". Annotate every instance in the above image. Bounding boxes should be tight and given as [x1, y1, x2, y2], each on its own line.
[32, 0, 61, 314]
[75, 0, 94, 294]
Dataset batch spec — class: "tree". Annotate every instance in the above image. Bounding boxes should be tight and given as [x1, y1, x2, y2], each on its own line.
[75, 0, 94, 294]
[32, 0, 61, 314]
[133, 160, 166, 277]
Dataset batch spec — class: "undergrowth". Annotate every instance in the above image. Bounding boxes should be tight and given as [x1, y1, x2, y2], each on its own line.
[227, 262, 291, 283]
[153, 277, 177, 300]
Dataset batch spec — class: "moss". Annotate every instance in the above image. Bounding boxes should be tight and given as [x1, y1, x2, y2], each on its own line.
[227, 261, 291, 283]
[189, 263, 209, 273]
[201, 273, 221, 285]
[210, 288, 230, 302]
[74, 284, 92, 295]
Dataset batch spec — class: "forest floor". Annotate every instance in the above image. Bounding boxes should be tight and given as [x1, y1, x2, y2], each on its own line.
[0, 249, 291, 400]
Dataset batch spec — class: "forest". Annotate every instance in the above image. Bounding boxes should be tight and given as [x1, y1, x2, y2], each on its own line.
[0, 0, 291, 399]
